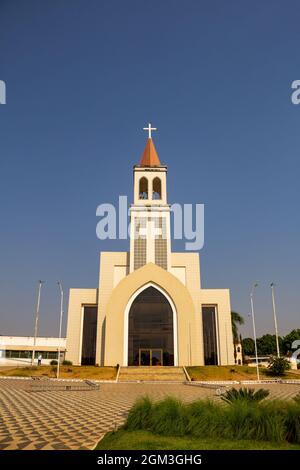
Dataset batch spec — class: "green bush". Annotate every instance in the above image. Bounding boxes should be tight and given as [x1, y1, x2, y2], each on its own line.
[223, 400, 285, 442]
[149, 398, 187, 436]
[267, 357, 290, 376]
[62, 360, 72, 366]
[123, 395, 300, 444]
[220, 387, 269, 404]
[50, 360, 58, 365]
[125, 397, 187, 436]
[125, 397, 153, 431]
[284, 401, 300, 443]
[186, 399, 224, 437]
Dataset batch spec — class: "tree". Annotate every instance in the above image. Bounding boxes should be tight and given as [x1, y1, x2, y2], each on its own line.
[231, 311, 245, 364]
[242, 337, 255, 356]
[256, 334, 283, 356]
[282, 329, 300, 356]
[268, 357, 290, 376]
[241, 329, 300, 360]
[231, 311, 245, 343]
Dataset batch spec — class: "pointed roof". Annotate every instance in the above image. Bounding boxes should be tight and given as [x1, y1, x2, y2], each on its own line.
[139, 138, 161, 167]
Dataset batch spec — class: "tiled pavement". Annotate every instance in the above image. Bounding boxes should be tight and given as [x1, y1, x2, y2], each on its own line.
[0, 378, 299, 450]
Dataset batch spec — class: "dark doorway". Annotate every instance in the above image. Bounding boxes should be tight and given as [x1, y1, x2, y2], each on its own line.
[81, 306, 97, 365]
[128, 286, 174, 366]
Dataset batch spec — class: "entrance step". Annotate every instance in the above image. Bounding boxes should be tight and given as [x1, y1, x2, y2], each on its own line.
[118, 366, 187, 382]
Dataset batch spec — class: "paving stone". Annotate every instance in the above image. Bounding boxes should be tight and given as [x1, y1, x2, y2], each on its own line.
[0, 377, 299, 450]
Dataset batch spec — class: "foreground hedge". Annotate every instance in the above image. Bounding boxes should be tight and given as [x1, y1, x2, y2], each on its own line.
[124, 395, 300, 444]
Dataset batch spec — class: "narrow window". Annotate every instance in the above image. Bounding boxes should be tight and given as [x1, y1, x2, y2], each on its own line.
[202, 306, 218, 365]
[81, 306, 97, 365]
[152, 177, 161, 199]
[139, 177, 148, 199]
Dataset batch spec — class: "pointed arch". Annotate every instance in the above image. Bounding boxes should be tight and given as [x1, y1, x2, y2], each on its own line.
[104, 263, 197, 366]
[152, 177, 162, 199]
[124, 282, 178, 366]
[139, 177, 148, 199]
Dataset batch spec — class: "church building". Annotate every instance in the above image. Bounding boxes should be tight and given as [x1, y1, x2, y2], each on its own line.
[66, 126, 234, 367]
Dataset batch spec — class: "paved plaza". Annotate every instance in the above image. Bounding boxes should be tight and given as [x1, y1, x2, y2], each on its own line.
[0, 378, 299, 450]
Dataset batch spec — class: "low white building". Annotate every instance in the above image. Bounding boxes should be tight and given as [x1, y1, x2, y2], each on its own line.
[0, 336, 66, 366]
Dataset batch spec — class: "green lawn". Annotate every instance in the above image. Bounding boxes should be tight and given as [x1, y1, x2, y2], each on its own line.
[186, 365, 298, 381]
[96, 430, 300, 450]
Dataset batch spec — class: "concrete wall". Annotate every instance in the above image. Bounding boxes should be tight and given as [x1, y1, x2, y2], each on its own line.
[96, 252, 129, 366]
[65, 288, 98, 365]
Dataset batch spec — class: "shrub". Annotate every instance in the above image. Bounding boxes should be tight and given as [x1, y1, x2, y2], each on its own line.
[283, 401, 300, 443]
[125, 397, 153, 431]
[125, 397, 187, 436]
[268, 357, 290, 376]
[220, 387, 269, 404]
[50, 360, 58, 365]
[149, 398, 187, 436]
[186, 399, 224, 438]
[62, 360, 72, 366]
[223, 400, 285, 442]
[123, 395, 300, 444]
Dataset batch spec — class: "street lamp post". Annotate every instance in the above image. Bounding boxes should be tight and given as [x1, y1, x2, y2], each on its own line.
[31, 280, 45, 366]
[250, 282, 260, 381]
[270, 283, 280, 358]
[56, 281, 64, 380]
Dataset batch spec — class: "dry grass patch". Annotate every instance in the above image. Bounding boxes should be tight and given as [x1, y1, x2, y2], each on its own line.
[186, 365, 298, 381]
[0, 365, 117, 380]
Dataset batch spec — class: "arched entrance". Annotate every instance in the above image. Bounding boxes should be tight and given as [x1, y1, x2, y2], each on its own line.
[127, 286, 175, 366]
[105, 264, 196, 367]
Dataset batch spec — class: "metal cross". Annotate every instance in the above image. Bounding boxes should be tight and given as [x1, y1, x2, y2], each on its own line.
[143, 122, 157, 139]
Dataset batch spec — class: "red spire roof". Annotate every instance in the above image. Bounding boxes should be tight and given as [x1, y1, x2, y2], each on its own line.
[139, 138, 161, 167]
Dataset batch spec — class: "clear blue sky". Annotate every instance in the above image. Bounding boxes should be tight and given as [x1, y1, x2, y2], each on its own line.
[0, 0, 299, 339]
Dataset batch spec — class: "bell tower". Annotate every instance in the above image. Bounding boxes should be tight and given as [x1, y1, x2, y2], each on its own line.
[129, 124, 171, 272]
